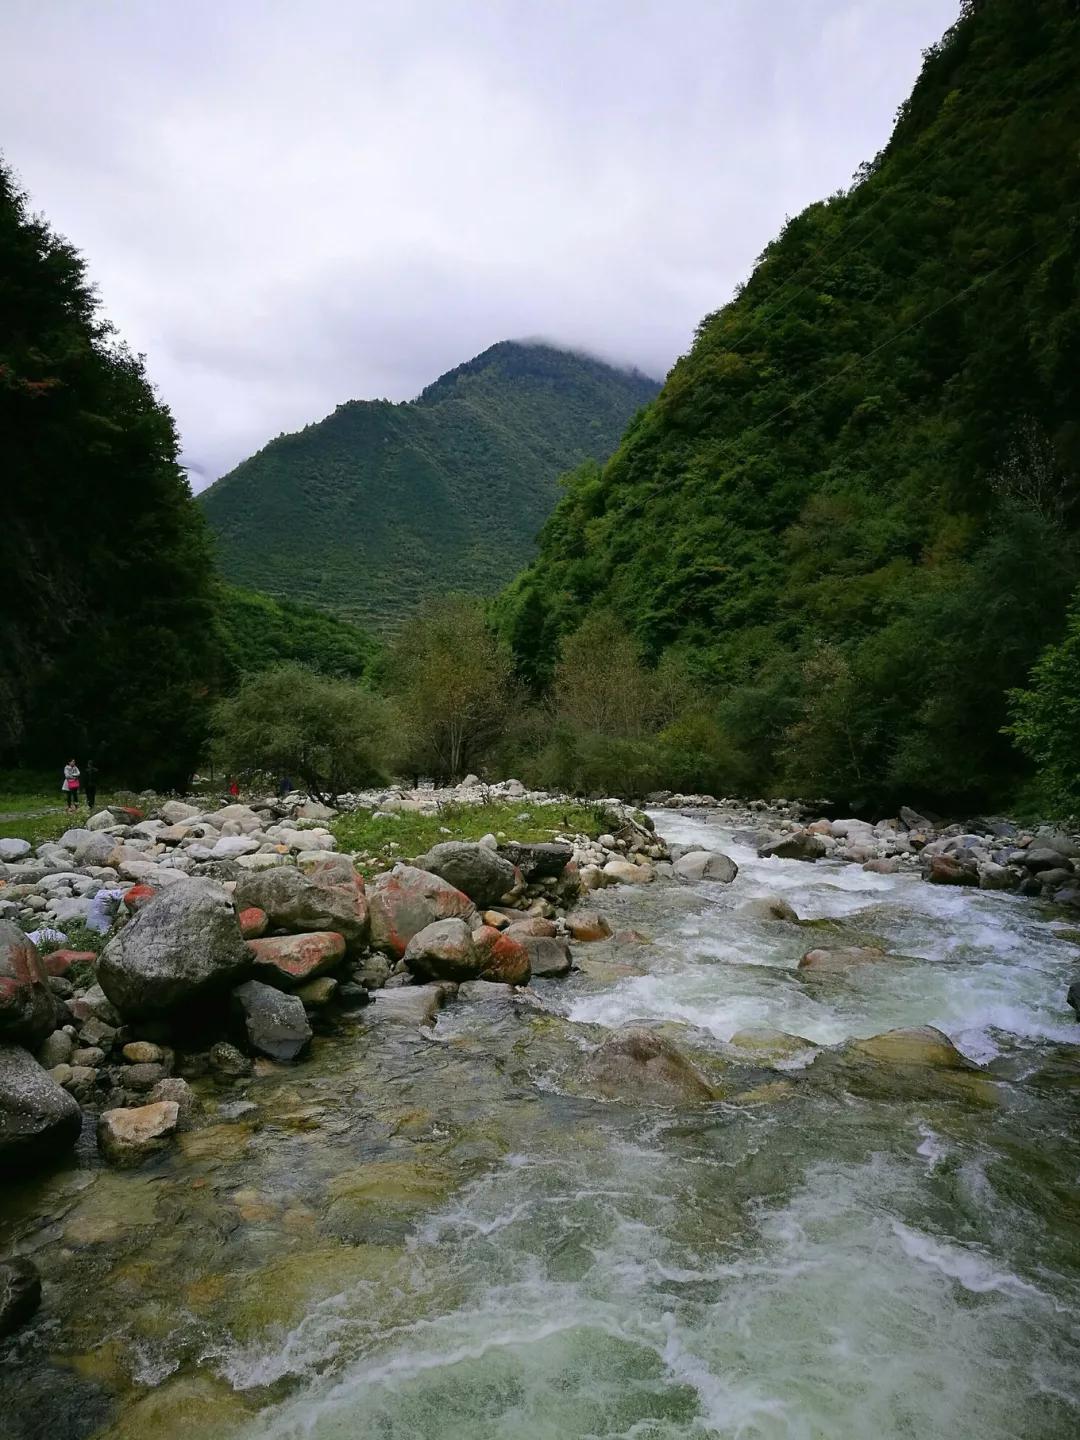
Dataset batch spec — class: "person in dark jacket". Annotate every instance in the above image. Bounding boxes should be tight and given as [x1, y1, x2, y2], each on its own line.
[83, 760, 98, 810]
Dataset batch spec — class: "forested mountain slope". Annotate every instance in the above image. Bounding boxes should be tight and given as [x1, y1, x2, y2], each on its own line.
[199, 343, 658, 628]
[499, 0, 1080, 811]
[0, 162, 219, 787]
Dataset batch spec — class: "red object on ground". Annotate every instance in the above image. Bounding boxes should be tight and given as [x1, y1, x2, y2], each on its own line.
[42, 949, 97, 977]
[123, 883, 157, 911]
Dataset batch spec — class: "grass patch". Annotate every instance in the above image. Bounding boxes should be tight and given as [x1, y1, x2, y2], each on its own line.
[0, 788, 118, 847]
[332, 799, 610, 873]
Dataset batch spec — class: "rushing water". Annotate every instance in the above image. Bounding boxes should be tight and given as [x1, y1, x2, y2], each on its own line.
[4, 811, 1080, 1440]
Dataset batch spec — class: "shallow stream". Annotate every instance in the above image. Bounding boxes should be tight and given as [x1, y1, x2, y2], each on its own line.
[4, 811, 1080, 1439]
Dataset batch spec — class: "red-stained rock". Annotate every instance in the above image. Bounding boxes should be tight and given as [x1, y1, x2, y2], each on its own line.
[233, 868, 368, 949]
[567, 912, 612, 943]
[472, 926, 531, 986]
[238, 906, 269, 940]
[923, 854, 979, 886]
[0, 922, 57, 1046]
[367, 865, 476, 959]
[403, 919, 483, 982]
[123, 884, 157, 912]
[246, 931, 346, 988]
[109, 806, 144, 824]
[42, 950, 97, 977]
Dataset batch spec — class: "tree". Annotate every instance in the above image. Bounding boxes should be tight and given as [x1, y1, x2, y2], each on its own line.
[1006, 588, 1080, 816]
[384, 594, 518, 782]
[553, 612, 656, 738]
[210, 665, 394, 801]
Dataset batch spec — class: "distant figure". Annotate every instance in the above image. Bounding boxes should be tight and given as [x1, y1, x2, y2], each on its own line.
[229, 777, 240, 798]
[62, 759, 80, 810]
[279, 774, 293, 797]
[83, 759, 98, 811]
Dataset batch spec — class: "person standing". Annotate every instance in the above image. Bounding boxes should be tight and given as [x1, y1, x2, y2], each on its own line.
[62, 759, 80, 810]
[83, 759, 98, 810]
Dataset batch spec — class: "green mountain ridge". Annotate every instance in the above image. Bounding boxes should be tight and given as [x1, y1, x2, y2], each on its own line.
[199, 341, 659, 629]
[498, 0, 1080, 810]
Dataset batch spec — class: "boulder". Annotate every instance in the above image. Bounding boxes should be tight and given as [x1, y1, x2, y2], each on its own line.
[923, 854, 979, 886]
[367, 865, 476, 958]
[583, 1028, 717, 1105]
[414, 842, 518, 907]
[472, 926, 532, 985]
[899, 805, 933, 831]
[232, 980, 312, 1061]
[97, 1100, 179, 1166]
[403, 918, 484, 983]
[122, 1040, 164, 1064]
[978, 862, 1020, 891]
[851, 1025, 976, 1070]
[247, 931, 346, 987]
[602, 860, 654, 885]
[497, 841, 573, 881]
[737, 896, 800, 923]
[0, 839, 31, 862]
[210, 835, 261, 860]
[673, 850, 739, 884]
[38, 1029, 74, 1068]
[0, 1044, 82, 1171]
[504, 917, 557, 939]
[728, 1027, 816, 1062]
[0, 1257, 41, 1338]
[0, 921, 57, 1046]
[97, 881, 252, 1018]
[368, 983, 455, 1027]
[295, 799, 336, 821]
[798, 946, 889, 974]
[518, 935, 572, 978]
[757, 831, 826, 862]
[295, 976, 339, 1010]
[146, 1076, 198, 1127]
[233, 866, 368, 949]
[160, 800, 202, 825]
[303, 854, 358, 887]
[209, 1041, 251, 1079]
[567, 912, 612, 942]
[238, 906, 269, 939]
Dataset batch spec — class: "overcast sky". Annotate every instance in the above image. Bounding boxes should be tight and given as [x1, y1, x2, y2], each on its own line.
[1, 0, 958, 489]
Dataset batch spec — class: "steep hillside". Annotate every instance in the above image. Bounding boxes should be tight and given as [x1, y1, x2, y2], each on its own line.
[0, 162, 219, 787]
[199, 342, 658, 628]
[499, 0, 1080, 810]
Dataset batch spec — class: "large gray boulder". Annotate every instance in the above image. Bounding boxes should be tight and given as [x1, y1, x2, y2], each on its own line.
[403, 918, 484, 982]
[497, 841, 573, 881]
[97, 881, 252, 1018]
[367, 865, 476, 958]
[233, 866, 368, 948]
[757, 831, 826, 862]
[415, 842, 518, 907]
[0, 1044, 82, 1171]
[232, 980, 311, 1060]
[516, 935, 572, 978]
[673, 850, 738, 884]
[0, 921, 58, 1046]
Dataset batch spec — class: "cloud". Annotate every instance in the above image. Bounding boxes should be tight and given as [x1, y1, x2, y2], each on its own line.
[0, 0, 959, 488]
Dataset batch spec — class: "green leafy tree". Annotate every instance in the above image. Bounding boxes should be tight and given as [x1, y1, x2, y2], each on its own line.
[1006, 588, 1080, 816]
[210, 665, 394, 801]
[384, 595, 519, 782]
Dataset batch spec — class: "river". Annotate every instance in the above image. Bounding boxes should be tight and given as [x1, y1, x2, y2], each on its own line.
[4, 809, 1080, 1439]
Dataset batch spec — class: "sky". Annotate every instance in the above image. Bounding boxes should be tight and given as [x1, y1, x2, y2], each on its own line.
[0, 0, 959, 490]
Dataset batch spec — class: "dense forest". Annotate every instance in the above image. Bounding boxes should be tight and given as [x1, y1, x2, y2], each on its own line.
[198, 343, 658, 629]
[497, 0, 1080, 813]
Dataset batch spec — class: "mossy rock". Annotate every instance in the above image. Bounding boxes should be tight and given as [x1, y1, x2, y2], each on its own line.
[223, 1242, 404, 1341]
[90, 1373, 255, 1440]
[727, 1027, 817, 1065]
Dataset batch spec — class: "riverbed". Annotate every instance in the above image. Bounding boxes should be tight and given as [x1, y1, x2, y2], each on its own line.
[3, 810, 1080, 1439]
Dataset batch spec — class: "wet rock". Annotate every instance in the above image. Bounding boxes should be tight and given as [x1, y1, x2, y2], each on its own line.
[0, 920, 58, 1046]
[798, 946, 889, 974]
[98, 881, 252, 1018]
[233, 866, 368, 949]
[566, 911, 612, 942]
[70, 1045, 105, 1068]
[757, 831, 826, 862]
[852, 1026, 976, 1070]
[580, 865, 610, 891]
[367, 983, 455, 1026]
[0, 1044, 82, 1171]
[352, 953, 392, 990]
[295, 975, 338, 1009]
[367, 865, 476, 958]
[728, 1027, 816, 1063]
[124, 1062, 169, 1090]
[583, 1027, 717, 1105]
[517, 935, 572, 978]
[232, 980, 312, 1061]
[737, 895, 800, 923]
[403, 918, 483, 983]
[122, 1040, 164, 1064]
[504, 917, 557, 939]
[1066, 981, 1079, 1020]
[148, 1076, 198, 1127]
[497, 840, 573, 881]
[209, 1041, 252, 1079]
[64, 1064, 99, 1102]
[414, 841, 518, 907]
[97, 1100, 180, 1166]
[673, 850, 739, 883]
[978, 862, 1020, 891]
[472, 926, 532, 984]
[247, 930, 346, 988]
[863, 857, 901, 874]
[0, 1256, 41, 1338]
[923, 854, 979, 886]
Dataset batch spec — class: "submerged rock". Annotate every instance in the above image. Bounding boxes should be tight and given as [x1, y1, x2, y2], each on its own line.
[0, 1256, 41, 1338]
[367, 983, 455, 1026]
[737, 895, 800, 923]
[97, 1100, 180, 1166]
[798, 946, 889, 974]
[583, 1027, 718, 1105]
[728, 1027, 816, 1063]
[0, 1043, 82, 1171]
[97, 882, 252, 1018]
